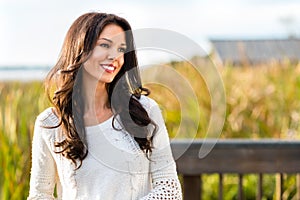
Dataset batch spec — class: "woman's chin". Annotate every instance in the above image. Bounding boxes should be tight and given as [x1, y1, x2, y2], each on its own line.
[97, 77, 115, 84]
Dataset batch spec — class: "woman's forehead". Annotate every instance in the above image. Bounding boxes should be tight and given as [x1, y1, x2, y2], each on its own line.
[98, 24, 126, 43]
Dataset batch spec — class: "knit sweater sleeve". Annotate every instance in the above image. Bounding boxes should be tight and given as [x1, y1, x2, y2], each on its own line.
[27, 111, 59, 200]
[140, 97, 182, 200]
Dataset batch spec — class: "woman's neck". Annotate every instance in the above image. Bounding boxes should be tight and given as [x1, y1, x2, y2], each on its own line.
[82, 71, 113, 126]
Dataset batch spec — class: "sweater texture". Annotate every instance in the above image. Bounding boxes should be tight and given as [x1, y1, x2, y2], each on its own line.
[28, 95, 182, 200]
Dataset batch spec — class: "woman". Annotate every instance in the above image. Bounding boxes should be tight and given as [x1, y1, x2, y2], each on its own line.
[28, 12, 182, 199]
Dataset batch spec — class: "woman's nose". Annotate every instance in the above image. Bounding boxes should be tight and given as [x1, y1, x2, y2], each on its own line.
[107, 49, 120, 60]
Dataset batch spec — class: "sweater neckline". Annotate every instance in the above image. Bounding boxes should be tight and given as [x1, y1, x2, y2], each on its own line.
[85, 115, 114, 133]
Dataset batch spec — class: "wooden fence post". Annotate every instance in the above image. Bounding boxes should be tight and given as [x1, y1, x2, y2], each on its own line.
[183, 175, 202, 200]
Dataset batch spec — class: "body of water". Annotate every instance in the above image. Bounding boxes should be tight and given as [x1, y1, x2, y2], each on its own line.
[0, 67, 51, 81]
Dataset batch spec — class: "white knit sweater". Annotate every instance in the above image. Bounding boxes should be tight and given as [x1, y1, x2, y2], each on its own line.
[28, 95, 182, 200]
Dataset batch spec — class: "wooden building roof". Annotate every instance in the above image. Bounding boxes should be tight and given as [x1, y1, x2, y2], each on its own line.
[210, 38, 300, 65]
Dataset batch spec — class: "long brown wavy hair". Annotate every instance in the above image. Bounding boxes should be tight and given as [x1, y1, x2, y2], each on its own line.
[45, 12, 156, 168]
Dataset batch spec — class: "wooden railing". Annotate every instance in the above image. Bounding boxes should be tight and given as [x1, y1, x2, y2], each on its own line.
[170, 139, 300, 200]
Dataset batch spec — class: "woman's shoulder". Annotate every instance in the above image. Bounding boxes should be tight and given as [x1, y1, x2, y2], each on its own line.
[36, 107, 60, 127]
[33, 108, 61, 142]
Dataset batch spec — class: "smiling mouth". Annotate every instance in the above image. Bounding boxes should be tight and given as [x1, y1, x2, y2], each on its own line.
[100, 64, 116, 73]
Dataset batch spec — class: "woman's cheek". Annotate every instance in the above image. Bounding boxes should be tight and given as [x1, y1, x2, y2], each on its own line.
[92, 49, 107, 60]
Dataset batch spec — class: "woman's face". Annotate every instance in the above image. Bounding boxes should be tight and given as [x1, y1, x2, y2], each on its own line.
[83, 24, 126, 83]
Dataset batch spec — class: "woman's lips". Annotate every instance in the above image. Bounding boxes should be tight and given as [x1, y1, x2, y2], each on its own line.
[100, 64, 116, 73]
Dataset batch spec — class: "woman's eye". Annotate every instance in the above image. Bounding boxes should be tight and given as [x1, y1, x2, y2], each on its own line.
[100, 43, 110, 48]
[118, 47, 126, 53]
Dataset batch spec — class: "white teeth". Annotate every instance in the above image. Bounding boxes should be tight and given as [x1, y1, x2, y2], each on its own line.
[102, 65, 114, 71]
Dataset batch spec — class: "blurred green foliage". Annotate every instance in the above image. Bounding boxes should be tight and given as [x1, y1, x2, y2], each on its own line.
[0, 81, 49, 200]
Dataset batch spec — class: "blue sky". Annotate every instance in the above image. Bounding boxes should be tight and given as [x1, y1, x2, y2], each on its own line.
[0, 0, 300, 66]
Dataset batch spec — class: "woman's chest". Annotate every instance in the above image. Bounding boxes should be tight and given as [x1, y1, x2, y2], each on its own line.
[82, 127, 150, 174]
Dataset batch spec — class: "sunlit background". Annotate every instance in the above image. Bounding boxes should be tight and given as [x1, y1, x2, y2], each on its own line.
[1, 0, 300, 66]
[1, 1, 300, 199]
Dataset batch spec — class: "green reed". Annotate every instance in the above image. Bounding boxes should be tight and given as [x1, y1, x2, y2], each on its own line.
[221, 62, 300, 139]
[0, 81, 49, 200]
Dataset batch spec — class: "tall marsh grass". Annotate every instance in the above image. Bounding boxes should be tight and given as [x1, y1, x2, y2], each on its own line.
[221, 63, 300, 139]
[0, 61, 299, 199]
[0, 81, 49, 199]
[146, 61, 300, 140]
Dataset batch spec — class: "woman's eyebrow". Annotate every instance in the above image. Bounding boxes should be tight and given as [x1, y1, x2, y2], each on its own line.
[99, 37, 126, 46]
[99, 38, 113, 43]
